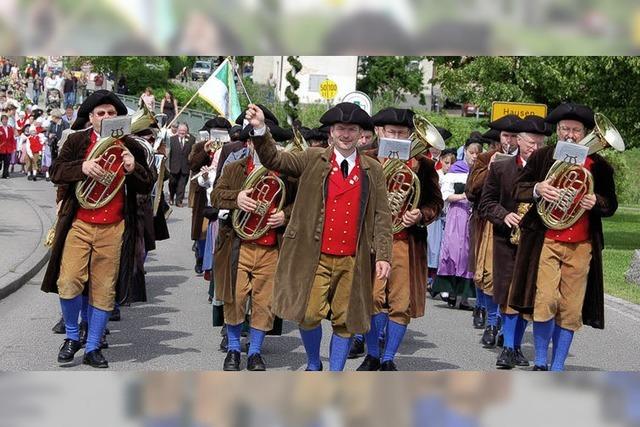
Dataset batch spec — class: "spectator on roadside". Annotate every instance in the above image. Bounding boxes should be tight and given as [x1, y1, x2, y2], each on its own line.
[94, 72, 105, 90]
[61, 105, 76, 128]
[139, 87, 156, 111]
[116, 76, 128, 95]
[63, 72, 76, 107]
[160, 91, 178, 126]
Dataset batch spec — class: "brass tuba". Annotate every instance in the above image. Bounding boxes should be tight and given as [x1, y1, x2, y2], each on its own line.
[75, 105, 158, 210]
[383, 115, 446, 233]
[537, 113, 624, 230]
[231, 127, 308, 240]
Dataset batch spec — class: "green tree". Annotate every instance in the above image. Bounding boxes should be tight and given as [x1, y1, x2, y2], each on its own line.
[431, 56, 640, 149]
[357, 56, 426, 104]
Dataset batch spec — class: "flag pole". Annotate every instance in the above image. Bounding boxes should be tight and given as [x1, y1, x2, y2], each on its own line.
[231, 56, 253, 105]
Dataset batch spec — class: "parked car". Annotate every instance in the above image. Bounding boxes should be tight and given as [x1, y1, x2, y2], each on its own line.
[191, 60, 213, 81]
[462, 103, 478, 117]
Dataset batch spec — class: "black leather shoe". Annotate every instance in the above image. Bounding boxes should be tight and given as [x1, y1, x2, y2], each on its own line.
[58, 339, 82, 364]
[109, 308, 121, 322]
[380, 360, 398, 371]
[513, 347, 530, 367]
[52, 317, 66, 334]
[219, 335, 228, 352]
[305, 362, 323, 371]
[472, 307, 483, 329]
[532, 365, 548, 371]
[447, 295, 457, 308]
[482, 326, 498, 348]
[223, 350, 241, 371]
[496, 348, 516, 369]
[247, 353, 266, 371]
[459, 302, 474, 311]
[356, 354, 381, 371]
[100, 333, 109, 349]
[195, 259, 203, 275]
[348, 337, 365, 359]
[79, 321, 88, 346]
[83, 349, 109, 368]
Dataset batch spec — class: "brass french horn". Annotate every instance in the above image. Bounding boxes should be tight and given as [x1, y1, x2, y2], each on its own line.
[383, 115, 446, 233]
[231, 126, 308, 240]
[75, 105, 158, 210]
[537, 113, 624, 230]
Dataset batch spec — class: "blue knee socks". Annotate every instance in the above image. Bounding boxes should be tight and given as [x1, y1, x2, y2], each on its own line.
[501, 313, 518, 350]
[86, 305, 111, 353]
[550, 325, 574, 371]
[60, 296, 82, 341]
[515, 317, 528, 348]
[381, 320, 407, 363]
[485, 297, 499, 327]
[329, 334, 352, 371]
[475, 289, 486, 309]
[299, 326, 322, 371]
[80, 295, 89, 324]
[365, 313, 387, 358]
[226, 323, 242, 353]
[533, 319, 555, 367]
[248, 328, 266, 356]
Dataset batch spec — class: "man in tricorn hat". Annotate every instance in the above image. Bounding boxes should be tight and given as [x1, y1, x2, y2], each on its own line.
[355, 107, 443, 371]
[247, 102, 392, 371]
[466, 115, 522, 346]
[509, 103, 617, 371]
[41, 90, 154, 368]
[479, 115, 550, 369]
[189, 116, 232, 275]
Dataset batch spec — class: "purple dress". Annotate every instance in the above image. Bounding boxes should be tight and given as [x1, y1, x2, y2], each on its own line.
[432, 160, 475, 299]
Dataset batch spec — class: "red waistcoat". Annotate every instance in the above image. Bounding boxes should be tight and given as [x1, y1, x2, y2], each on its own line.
[321, 155, 362, 256]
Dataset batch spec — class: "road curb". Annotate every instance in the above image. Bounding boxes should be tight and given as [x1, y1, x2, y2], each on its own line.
[604, 293, 640, 322]
[0, 197, 53, 300]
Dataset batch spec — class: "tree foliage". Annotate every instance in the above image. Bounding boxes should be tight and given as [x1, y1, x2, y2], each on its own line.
[431, 56, 640, 149]
[357, 56, 426, 104]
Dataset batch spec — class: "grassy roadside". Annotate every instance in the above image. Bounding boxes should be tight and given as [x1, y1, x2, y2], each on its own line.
[602, 206, 640, 304]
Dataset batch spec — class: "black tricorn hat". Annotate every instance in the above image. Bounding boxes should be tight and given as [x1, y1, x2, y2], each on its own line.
[200, 116, 231, 131]
[320, 102, 373, 130]
[235, 104, 279, 126]
[72, 90, 127, 130]
[516, 115, 553, 136]
[372, 107, 414, 129]
[481, 128, 501, 142]
[488, 114, 523, 132]
[239, 120, 293, 142]
[436, 126, 453, 141]
[464, 131, 493, 148]
[545, 103, 595, 129]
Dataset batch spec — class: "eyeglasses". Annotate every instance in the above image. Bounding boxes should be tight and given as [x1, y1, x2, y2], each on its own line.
[91, 110, 117, 117]
[383, 128, 411, 139]
[558, 126, 585, 134]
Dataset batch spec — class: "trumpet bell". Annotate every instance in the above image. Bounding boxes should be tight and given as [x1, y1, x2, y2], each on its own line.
[413, 115, 446, 151]
[584, 112, 625, 154]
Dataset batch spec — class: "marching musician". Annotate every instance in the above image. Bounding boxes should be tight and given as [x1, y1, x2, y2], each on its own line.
[189, 117, 232, 275]
[247, 102, 393, 371]
[509, 103, 618, 371]
[356, 107, 443, 371]
[478, 115, 550, 369]
[210, 118, 295, 371]
[465, 115, 521, 346]
[41, 90, 154, 368]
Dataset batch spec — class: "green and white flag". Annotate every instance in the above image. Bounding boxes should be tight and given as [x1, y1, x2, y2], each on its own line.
[197, 58, 241, 120]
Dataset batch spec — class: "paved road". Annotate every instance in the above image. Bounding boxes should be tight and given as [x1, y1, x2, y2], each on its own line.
[1, 176, 640, 371]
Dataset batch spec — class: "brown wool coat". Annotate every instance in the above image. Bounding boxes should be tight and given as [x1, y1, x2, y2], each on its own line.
[189, 141, 211, 241]
[41, 128, 154, 304]
[508, 146, 617, 329]
[253, 132, 393, 333]
[478, 156, 522, 305]
[363, 150, 444, 318]
[465, 149, 498, 272]
[210, 156, 295, 304]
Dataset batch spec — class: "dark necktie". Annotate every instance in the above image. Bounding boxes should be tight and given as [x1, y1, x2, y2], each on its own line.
[340, 159, 349, 179]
